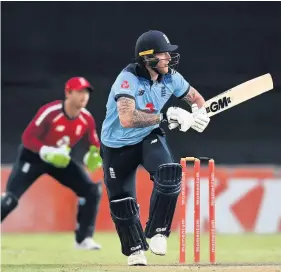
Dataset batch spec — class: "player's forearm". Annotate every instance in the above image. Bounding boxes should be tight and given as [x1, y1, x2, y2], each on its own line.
[88, 131, 100, 148]
[182, 86, 205, 108]
[117, 97, 160, 128]
[128, 110, 160, 128]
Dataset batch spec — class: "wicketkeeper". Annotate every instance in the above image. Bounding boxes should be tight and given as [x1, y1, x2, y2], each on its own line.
[1, 77, 103, 250]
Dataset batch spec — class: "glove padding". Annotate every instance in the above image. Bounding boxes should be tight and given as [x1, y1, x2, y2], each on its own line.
[39, 145, 71, 168]
[166, 107, 194, 132]
[83, 145, 102, 172]
[191, 104, 210, 133]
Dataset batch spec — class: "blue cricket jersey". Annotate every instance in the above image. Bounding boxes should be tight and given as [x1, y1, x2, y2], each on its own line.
[101, 64, 190, 147]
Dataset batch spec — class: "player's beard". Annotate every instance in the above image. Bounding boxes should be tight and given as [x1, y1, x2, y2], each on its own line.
[156, 64, 169, 75]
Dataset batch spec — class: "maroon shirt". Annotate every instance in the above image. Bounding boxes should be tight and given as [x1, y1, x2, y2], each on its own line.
[22, 100, 100, 153]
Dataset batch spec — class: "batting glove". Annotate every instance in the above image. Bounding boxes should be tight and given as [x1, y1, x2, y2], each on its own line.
[191, 104, 210, 133]
[166, 107, 194, 132]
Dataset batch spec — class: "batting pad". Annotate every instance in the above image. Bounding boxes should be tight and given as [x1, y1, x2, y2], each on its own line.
[110, 197, 149, 256]
[145, 163, 182, 238]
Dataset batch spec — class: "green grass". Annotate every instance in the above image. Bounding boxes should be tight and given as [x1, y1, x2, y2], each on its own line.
[1, 232, 281, 272]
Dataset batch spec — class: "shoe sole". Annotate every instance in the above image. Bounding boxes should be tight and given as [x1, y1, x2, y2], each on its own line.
[128, 262, 147, 266]
[128, 257, 147, 266]
[150, 249, 166, 256]
[75, 246, 101, 250]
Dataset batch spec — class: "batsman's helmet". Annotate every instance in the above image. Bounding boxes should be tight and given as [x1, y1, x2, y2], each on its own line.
[135, 30, 180, 73]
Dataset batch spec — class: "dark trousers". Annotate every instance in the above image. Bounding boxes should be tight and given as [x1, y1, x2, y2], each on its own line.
[100, 128, 174, 200]
[2, 145, 102, 243]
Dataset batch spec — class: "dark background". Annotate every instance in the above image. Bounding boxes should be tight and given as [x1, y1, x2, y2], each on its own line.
[2, 2, 281, 165]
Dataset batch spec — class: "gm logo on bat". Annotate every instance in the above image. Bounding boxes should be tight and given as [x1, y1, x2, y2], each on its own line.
[206, 96, 232, 113]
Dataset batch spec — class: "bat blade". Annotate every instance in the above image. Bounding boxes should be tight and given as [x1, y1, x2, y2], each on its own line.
[205, 73, 274, 117]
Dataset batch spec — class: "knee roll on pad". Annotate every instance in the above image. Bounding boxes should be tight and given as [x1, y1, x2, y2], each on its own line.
[1, 192, 18, 221]
[110, 197, 149, 256]
[154, 163, 182, 194]
[145, 163, 182, 238]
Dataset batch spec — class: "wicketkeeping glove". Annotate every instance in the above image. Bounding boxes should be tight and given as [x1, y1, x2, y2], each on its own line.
[83, 145, 102, 172]
[39, 145, 71, 168]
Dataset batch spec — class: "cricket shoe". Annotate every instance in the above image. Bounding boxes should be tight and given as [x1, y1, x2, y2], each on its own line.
[128, 250, 147, 266]
[75, 237, 102, 250]
[149, 234, 167, 255]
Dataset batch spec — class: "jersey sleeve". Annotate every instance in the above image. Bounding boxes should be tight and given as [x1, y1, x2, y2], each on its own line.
[87, 115, 100, 148]
[21, 105, 50, 152]
[113, 71, 138, 101]
[172, 71, 191, 98]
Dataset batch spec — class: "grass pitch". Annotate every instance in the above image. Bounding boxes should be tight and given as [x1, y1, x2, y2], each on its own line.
[1, 232, 281, 272]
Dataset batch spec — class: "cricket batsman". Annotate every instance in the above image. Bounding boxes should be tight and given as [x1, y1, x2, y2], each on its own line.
[1, 77, 103, 250]
[100, 30, 211, 265]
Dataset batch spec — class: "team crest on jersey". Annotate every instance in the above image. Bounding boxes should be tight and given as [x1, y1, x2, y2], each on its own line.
[55, 125, 65, 132]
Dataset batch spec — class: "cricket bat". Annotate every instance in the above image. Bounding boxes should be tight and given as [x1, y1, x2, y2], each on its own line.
[205, 73, 274, 117]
